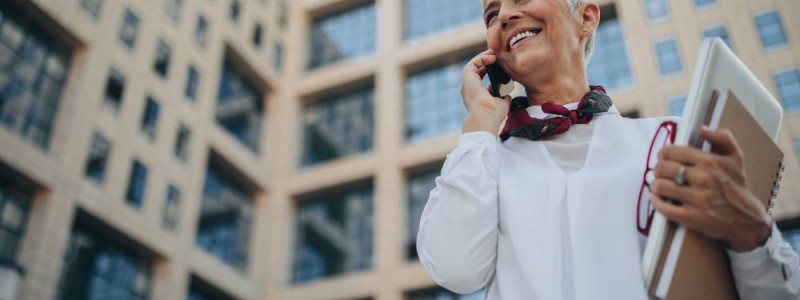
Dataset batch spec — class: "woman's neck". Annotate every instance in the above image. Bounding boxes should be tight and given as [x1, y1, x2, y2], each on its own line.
[523, 74, 590, 106]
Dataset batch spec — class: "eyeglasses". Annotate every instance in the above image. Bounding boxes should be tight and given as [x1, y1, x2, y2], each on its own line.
[637, 121, 677, 236]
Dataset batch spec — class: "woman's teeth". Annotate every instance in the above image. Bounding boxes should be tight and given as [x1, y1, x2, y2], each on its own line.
[510, 30, 538, 50]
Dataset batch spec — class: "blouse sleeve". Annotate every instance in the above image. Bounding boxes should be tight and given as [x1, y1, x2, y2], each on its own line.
[416, 131, 501, 294]
[728, 224, 800, 299]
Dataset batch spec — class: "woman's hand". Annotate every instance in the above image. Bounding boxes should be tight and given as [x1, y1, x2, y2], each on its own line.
[461, 49, 512, 135]
[650, 127, 772, 252]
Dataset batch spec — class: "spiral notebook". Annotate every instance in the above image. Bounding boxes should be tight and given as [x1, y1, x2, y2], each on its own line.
[646, 90, 785, 299]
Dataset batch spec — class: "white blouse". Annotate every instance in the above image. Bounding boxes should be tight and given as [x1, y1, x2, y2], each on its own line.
[417, 104, 800, 300]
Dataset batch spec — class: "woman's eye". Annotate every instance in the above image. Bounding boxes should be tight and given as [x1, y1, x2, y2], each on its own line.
[485, 12, 498, 25]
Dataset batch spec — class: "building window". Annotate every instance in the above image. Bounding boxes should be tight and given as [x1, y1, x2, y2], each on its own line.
[195, 15, 209, 48]
[103, 68, 125, 111]
[273, 41, 283, 71]
[308, 3, 376, 69]
[57, 222, 152, 300]
[795, 137, 800, 164]
[252, 23, 263, 48]
[755, 11, 788, 50]
[164, 0, 181, 23]
[80, 0, 104, 20]
[693, 0, 717, 9]
[84, 132, 111, 184]
[0, 7, 70, 149]
[667, 95, 687, 117]
[216, 62, 264, 152]
[406, 59, 469, 142]
[655, 38, 683, 77]
[277, 0, 288, 29]
[187, 276, 236, 300]
[141, 97, 160, 140]
[587, 6, 633, 90]
[229, 0, 241, 22]
[0, 185, 29, 267]
[406, 169, 438, 260]
[775, 69, 800, 112]
[119, 9, 139, 49]
[302, 86, 374, 166]
[404, 0, 481, 41]
[162, 184, 181, 231]
[406, 287, 484, 300]
[153, 39, 171, 78]
[126, 160, 148, 208]
[185, 66, 200, 102]
[174, 123, 191, 162]
[196, 163, 253, 271]
[642, 0, 669, 21]
[703, 24, 734, 51]
[293, 184, 373, 284]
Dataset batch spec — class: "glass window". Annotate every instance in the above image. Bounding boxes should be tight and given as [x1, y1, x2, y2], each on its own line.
[667, 95, 687, 117]
[308, 3, 376, 69]
[126, 160, 148, 208]
[80, 0, 104, 20]
[165, 0, 181, 23]
[293, 185, 373, 283]
[0, 185, 29, 265]
[406, 287, 484, 300]
[406, 58, 468, 141]
[655, 38, 682, 77]
[162, 184, 181, 231]
[84, 132, 111, 184]
[302, 86, 374, 166]
[174, 123, 191, 162]
[229, 0, 241, 22]
[406, 169, 438, 260]
[196, 164, 253, 271]
[273, 41, 283, 72]
[775, 69, 800, 112]
[57, 225, 152, 300]
[195, 15, 209, 48]
[587, 9, 633, 90]
[0, 7, 70, 149]
[703, 24, 734, 51]
[185, 66, 200, 102]
[693, 0, 717, 9]
[103, 68, 125, 111]
[119, 9, 139, 49]
[277, 0, 288, 29]
[795, 137, 800, 164]
[216, 62, 263, 152]
[642, 0, 669, 21]
[755, 11, 788, 50]
[252, 23, 263, 48]
[153, 39, 171, 78]
[404, 0, 481, 41]
[141, 97, 160, 140]
[186, 276, 236, 300]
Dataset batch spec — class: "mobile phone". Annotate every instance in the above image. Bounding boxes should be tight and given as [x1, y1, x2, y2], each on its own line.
[486, 62, 515, 98]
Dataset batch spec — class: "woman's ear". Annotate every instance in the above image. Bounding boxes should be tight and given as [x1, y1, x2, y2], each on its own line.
[579, 2, 601, 36]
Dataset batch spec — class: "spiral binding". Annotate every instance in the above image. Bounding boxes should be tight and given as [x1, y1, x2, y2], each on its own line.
[768, 161, 785, 216]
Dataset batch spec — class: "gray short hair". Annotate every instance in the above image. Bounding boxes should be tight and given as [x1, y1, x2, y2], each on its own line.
[565, 0, 595, 63]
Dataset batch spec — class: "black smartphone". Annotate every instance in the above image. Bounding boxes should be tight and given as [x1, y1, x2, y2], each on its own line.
[486, 62, 515, 98]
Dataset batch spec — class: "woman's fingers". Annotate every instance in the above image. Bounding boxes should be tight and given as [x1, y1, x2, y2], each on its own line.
[650, 178, 709, 208]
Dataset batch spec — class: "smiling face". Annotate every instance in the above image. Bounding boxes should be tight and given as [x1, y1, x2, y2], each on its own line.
[482, 0, 596, 89]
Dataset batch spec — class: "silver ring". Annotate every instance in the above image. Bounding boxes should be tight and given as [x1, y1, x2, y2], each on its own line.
[674, 165, 687, 186]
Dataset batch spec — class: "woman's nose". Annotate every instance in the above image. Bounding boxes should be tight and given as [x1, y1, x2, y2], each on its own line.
[500, 8, 522, 30]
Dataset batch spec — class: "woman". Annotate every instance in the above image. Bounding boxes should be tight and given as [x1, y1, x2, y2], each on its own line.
[416, 0, 800, 299]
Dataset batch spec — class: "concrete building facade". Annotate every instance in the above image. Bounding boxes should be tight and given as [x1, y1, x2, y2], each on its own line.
[0, 0, 799, 300]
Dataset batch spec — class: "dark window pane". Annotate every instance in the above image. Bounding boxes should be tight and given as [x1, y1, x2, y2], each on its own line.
[153, 39, 171, 78]
[196, 163, 252, 271]
[126, 160, 148, 208]
[165, 0, 181, 22]
[80, 0, 104, 20]
[775, 69, 800, 112]
[174, 123, 191, 162]
[308, 3, 376, 69]
[195, 15, 209, 48]
[229, 0, 240, 22]
[587, 8, 633, 90]
[216, 62, 263, 152]
[655, 39, 682, 76]
[119, 9, 139, 49]
[162, 185, 181, 231]
[185, 66, 200, 101]
[141, 97, 160, 140]
[293, 185, 373, 283]
[755, 11, 788, 50]
[0, 185, 29, 264]
[273, 42, 283, 71]
[302, 87, 374, 166]
[405, 58, 468, 141]
[703, 24, 734, 51]
[404, 0, 481, 41]
[104, 68, 125, 111]
[84, 132, 111, 184]
[252, 23, 263, 48]
[406, 170, 439, 260]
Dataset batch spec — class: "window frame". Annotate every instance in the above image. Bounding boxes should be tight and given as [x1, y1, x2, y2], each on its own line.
[753, 9, 789, 52]
[653, 37, 683, 78]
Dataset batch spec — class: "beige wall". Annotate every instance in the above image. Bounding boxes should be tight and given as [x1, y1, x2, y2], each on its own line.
[1, 0, 799, 300]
